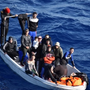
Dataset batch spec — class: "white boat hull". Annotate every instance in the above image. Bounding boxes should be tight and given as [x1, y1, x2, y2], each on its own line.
[0, 49, 87, 90]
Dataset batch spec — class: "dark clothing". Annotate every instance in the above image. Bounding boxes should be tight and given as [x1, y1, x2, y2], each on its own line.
[18, 14, 29, 34]
[52, 46, 63, 66]
[42, 37, 53, 46]
[29, 17, 38, 31]
[53, 65, 67, 80]
[3, 41, 18, 59]
[0, 9, 13, 45]
[42, 43, 51, 57]
[21, 35, 31, 62]
[21, 35, 31, 48]
[21, 47, 31, 62]
[44, 64, 57, 84]
[61, 51, 75, 66]
[36, 42, 42, 59]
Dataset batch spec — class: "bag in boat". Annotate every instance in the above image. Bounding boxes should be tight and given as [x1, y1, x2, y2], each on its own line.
[73, 72, 89, 85]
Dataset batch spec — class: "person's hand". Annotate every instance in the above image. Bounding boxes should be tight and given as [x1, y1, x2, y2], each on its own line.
[4, 52, 7, 54]
[33, 73, 35, 76]
[26, 13, 28, 15]
[73, 66, 76, 68]
[26, 46, 29, 49]
[15, 14, 18, 17]
[32, 52, 35, 55]
[4, 17, 6, 20]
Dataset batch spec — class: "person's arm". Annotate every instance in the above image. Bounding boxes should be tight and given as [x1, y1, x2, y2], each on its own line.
[71, 54, 75, 67]
[3, 42, 9, 52]
[21, 35, 26, 48]
[48, 56, 55, 61]
[59, 47, 63, 59]
[29, 35, 32, 48]
[48, 69, 57, 84]
[65, 52, 71, 60]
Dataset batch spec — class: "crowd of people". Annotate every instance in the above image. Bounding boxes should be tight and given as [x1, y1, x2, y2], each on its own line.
[0, 7, 75, 84]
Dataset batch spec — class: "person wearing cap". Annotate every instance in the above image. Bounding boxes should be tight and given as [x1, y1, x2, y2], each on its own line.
[0, 7, 17, 46]
[61, 47, 75, 68]
[29, 12, 39, 44]
[52, 42, 63, 66]
[21, 29, 32, 66]
[3, 36, 18, 60]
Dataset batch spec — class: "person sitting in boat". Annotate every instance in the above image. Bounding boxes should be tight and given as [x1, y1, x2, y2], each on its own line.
[52, 64, 67, 81]
[42, 34, 53, 46]
[60, 47, 75, 68]
[29, 12, 39, 44]
[25, 54, 39, 76]
[41, 45, 55, 78]
[20, 29, 32, 66]
[44, 64, 67, 84]
[52, 42, 63, 66]
[3, 36, 18, 60]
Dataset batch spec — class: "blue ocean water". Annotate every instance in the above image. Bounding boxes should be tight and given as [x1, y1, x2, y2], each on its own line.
[0, 0, 90, 90]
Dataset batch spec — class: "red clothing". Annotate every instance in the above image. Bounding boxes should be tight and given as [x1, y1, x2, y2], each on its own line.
[44, 53, 55, 64]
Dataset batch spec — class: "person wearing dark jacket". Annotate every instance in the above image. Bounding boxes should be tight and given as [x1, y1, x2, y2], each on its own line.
[0, 7, 17, 46]
[21, 29, 32, 66]
[43, 46, 55, 79]
[3, 37, 18, 60]
[61, 47, 75, 68]
[42, 38, 51, 57]
[29, 12, 39, 43]
[18, 14, 29, 34]
[53, 65, 67, 80]
[42, 34, 53, 46]
[52, 42, 63, 66]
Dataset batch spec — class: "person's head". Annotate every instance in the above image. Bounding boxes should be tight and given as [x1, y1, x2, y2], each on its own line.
[31, 54, 35, 60]
[70, 47, 74, 54]
[8, 37, 13, 43]
[5, 7, 10, 14]
[46, 39, 50, 45]
[55, 42, 60, 48]
[33, 12, 37, 18]
[25, 29, 29, 35]
[47, 45, 51, 52]
[45, 34, 49, 39]
[35, 36, 38, 41]
[38, 36, 42, 42]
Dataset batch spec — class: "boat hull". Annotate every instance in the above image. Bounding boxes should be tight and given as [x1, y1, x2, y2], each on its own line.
[0, 49, 87, 90]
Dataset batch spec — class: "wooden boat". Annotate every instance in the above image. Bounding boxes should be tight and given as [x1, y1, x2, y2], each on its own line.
[0, 48, 87, 90]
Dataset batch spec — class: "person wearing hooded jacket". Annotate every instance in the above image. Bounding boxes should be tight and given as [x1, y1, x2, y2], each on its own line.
[0, 7, 17, 46]
[3, 36, 18, 60]
[52, 42, 63, 66]
[43, 46, 55, 78]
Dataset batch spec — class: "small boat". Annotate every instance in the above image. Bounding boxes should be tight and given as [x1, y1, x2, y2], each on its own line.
[0, 48, 87, 90]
